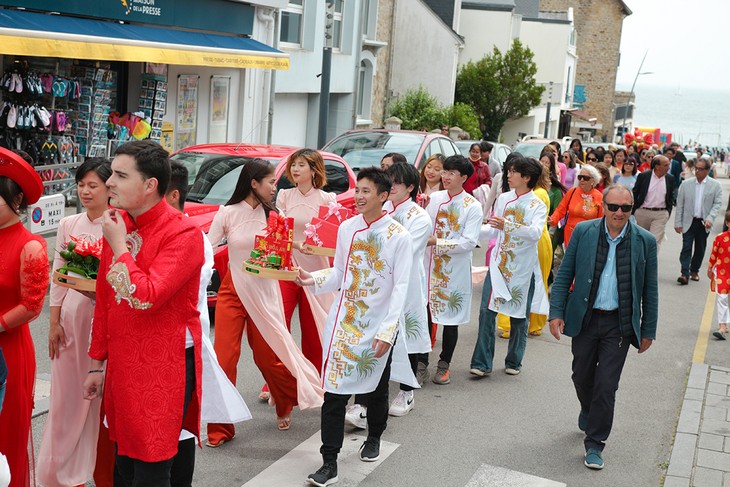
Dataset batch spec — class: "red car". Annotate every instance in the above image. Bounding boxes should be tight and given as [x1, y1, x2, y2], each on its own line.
[170, 143, 357, 312]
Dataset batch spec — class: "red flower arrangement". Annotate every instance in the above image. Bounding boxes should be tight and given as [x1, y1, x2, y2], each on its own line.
[57, 236, 103, 280]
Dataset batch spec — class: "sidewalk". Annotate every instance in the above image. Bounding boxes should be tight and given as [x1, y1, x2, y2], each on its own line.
[666, 363, 730, 486]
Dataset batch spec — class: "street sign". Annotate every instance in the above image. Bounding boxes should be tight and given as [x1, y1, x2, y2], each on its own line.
[28, 194, 65, 234]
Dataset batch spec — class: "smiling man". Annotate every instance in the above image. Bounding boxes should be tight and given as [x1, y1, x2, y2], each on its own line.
[83, 140, 205, 486]
[298, 167, 412, 486]
[548, 185, 658, 471]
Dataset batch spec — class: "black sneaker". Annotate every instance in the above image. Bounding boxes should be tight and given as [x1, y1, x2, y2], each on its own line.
[359, 436, 380, 462]
[306, 461, 338, 486]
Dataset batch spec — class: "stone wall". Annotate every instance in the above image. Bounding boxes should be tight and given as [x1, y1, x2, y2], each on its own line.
[540, 0, 629, 139]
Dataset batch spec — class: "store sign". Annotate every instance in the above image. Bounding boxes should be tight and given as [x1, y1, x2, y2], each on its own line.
[0, 0, 254, 36]
[27, 194, 65, 234]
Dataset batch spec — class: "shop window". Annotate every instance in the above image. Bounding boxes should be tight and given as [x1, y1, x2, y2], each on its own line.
[280, 0, 304, 47]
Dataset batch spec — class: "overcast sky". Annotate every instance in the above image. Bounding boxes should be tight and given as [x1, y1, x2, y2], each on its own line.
[616, 0, 727, 91]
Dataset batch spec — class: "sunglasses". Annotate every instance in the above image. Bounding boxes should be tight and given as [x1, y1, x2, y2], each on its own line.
[577, 175, 592, 181]
[587, 157, 597, 162]
[606, 203, 633, 212]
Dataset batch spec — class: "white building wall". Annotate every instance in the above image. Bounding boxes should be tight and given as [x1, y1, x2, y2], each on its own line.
[273, 0, 362, 146]
[390, 0, 462, 106]
[271, 93, 309, 146]
[520, 20, 569, 85]
[458, 9, 513, 65]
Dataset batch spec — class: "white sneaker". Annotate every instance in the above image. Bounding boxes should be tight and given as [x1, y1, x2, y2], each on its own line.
[345, 404, 367, 429]
[0, 453, 9, 487]
[388, 390, 414, 417]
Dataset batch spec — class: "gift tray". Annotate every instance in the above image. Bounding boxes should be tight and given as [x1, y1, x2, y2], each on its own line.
[242, 262, 299, 281]
[53, 270, 97, 292]
[304, 244, 336, 257]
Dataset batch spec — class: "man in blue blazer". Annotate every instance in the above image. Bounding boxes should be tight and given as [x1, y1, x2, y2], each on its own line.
[549, 185, 658, 470]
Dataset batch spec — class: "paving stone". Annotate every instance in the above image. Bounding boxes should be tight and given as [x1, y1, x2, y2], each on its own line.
[710, 370, 730, 386]
[712, 365, 730, 373]
[708, 381, 727, 396]
[725, 472, 730, 485]
[697, 448, 730, 471]
[689, 363, 710, 389]
[706, 394, 730, 409]
[677, 399, 703, 434]
[667, 433, 697, 478]
[693, 466, 725, 487]
[701, 419, 730, 436]
[686, 387, 706, 401]
[699, 433, 725, 452]
[663, 476, 690, 487]
[705, 405, 729, 421]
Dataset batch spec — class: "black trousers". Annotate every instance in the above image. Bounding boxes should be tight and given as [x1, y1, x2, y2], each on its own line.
[320, 349, 393, 463]
[399, 353, 419, 392]
[116, 347, 196, 487]
[680, 217, 710, 276]
[571, 312, 630, 452]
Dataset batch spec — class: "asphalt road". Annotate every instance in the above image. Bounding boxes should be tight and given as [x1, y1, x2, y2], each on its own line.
[28, 177, 730, 486]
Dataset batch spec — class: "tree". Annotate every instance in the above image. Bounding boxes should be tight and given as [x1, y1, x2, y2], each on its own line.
[387, 86, 444, 131]
[446, 103, 480, 139]
[387, 87, 481, 138]
[455, 40, 544, 140]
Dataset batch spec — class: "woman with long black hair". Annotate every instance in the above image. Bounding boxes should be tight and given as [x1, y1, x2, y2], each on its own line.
[206, 159, 322, 444]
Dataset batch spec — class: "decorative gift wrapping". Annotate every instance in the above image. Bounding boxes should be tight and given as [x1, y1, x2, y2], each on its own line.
[318, 201, 354, 224]
[303, 202, 354, 256]
[303, 217, 339, 256]
[243, 213, 299, 280]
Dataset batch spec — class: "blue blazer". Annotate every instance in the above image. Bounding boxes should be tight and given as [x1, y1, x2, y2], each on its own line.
[548, 218, 658, 347]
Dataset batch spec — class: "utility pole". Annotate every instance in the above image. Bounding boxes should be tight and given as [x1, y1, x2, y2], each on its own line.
[621, 50, 652, 143]
[317, 1, 335, 148]
[543, 81, 554, 138]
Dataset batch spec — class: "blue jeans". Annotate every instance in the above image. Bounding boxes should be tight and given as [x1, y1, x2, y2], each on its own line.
[471, 271, 535, 371]
[0, 380, 5, 414]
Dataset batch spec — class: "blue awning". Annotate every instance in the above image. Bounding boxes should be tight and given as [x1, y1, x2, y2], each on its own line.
[0, 9, 289, 69]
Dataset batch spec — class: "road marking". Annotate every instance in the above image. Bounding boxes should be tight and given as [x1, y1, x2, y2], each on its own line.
[692, 290, 716, 363]
[466, 464, 566, 487]
[241, 431, 399, 486]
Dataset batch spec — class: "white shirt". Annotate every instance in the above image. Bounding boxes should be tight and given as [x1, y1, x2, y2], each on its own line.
[694, 178, 706, 219]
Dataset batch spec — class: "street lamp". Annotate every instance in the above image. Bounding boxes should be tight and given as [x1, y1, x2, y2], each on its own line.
[620, 50, 653, 143]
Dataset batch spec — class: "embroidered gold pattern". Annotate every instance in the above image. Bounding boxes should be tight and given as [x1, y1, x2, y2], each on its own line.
[125, 231, 143, 257]
[107, 262, 153, 310]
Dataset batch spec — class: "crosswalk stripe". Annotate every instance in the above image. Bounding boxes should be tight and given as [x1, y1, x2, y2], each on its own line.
[242, 431, 399, 486]
[466, 464, 566, 487]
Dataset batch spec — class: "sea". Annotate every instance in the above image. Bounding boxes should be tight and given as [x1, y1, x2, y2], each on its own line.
[624, 83, 730, 149]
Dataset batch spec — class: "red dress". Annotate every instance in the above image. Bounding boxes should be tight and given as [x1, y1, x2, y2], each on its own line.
[89, 200, 204, 462]
[0, 221, 49, 487]
[708, 231, 730, 293]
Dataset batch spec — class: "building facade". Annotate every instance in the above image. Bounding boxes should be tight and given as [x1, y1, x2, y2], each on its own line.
[540, 0, 631, 140]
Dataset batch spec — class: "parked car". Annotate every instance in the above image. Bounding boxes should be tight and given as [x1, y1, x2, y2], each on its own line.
[512, 138, 554, 159]
[454, 140, 512, 172]
[171, 143, 357, 313]
[322, 129, 461, 170]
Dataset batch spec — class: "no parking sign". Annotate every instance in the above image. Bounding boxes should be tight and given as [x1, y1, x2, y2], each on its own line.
[27, 194, 65, 234]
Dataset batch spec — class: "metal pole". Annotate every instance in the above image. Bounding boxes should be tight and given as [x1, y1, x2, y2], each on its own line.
[621, 50, 648, 142]
[317, 46, 332, 148]
[543, 82, 553, 138]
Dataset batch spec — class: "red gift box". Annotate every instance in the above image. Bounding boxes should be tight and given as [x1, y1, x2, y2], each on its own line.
[303, 217, 339, 256]
[318, 202, 353, 225]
